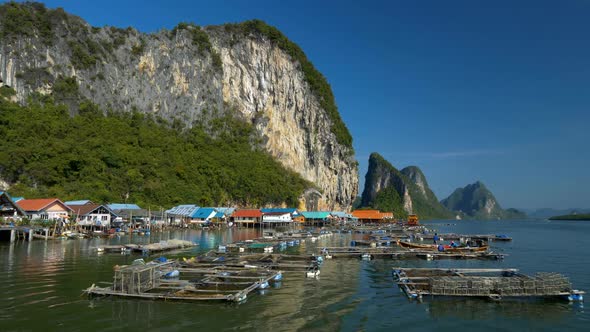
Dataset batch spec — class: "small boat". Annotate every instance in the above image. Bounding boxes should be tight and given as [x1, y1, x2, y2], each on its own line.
[397, 241, 489, 252]
[361, 253, 372, 260]
[306, 264, 321, 278]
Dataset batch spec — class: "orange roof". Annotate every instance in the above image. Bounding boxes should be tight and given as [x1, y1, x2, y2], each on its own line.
[351, 210, 384, 220]
[381, 212, 394, 219]
[17, 198, 72, 212]
[232, 209, 262, 218]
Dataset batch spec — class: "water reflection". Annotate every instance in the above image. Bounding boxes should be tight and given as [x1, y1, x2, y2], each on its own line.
[426, 297, 575, 321]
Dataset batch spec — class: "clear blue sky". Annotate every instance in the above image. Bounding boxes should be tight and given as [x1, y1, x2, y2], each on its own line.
[33, 0, 590, 209]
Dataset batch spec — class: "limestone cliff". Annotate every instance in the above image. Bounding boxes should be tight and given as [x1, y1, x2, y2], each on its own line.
[361, 153, 452, 219]
[0, 3, 357, 209]
[440, 181, 526, 220]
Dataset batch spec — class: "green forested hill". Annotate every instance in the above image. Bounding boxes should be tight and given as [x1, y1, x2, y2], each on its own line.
[0, 92, 311, 207]
[361, 152, 453, 220]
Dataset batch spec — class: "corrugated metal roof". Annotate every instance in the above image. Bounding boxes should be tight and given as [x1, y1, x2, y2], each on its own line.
[331, 211, 358, 220]
[190, 207, 217, 219]
[232, 209, 262, 218]
[166, 204, 199, 216]
[215, 207, 235, 215]
[261, 208, 298, 214]
[107, 203, 142, 210]
[64, 200, 93, 205]
[351, 209, 384, 220]
[301, 211, 332, 219]
[68, 204, 115, 216]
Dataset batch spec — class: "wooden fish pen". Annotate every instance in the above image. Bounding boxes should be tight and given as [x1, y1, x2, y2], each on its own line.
[392, 268, 585, 302]
[97, 239, 197, 255]
[85, 259, 282, 302]
[411, 233, 513, 242]
[184, 251, 319, 273]
[319, 247, 504, 260]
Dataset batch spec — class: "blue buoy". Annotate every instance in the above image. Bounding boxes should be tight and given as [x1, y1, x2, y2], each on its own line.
[164, 270, 179, 278]
[350, 240, 356, 246]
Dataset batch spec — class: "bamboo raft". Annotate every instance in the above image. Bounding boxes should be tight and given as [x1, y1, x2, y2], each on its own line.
[85, 259, 282, 302]
[392, 268, 585, 302]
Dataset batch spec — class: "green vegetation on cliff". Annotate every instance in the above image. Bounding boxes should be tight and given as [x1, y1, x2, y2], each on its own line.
[224, 19, 353, 150]
[0, 95, 311, 208]
[441, 182, 526, 220]
[361, 153, 453, 220]
[548, 214, 590, 221]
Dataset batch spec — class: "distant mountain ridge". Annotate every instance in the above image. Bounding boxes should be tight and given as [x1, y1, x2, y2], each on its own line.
[441, 181, 526, 220]
[360, 153, 453, 219]
[522, 208, 590, 219]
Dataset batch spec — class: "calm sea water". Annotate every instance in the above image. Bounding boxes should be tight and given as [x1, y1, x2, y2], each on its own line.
[0, 219, 588, 331]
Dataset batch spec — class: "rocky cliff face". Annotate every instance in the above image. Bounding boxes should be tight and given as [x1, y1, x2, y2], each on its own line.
[0, 3, 357, 209]
[440, 181, 525, 219]
[361, 153, 452, 219]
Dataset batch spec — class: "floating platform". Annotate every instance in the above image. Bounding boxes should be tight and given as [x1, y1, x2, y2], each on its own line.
[319, 247, 504, 260]
[392, 268, 584, 302]
[85, 259, 281, 302]
[96, 239, 197, 254]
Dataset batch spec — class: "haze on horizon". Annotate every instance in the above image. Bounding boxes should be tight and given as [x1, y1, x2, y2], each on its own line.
[32, 0, 590, 210]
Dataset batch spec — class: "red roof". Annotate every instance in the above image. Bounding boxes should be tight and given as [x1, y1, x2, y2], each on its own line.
[17, 198, 72, 212]
[232, 209, 262, 218]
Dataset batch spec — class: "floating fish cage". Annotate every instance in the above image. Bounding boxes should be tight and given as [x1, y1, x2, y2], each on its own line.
[85, 259, 282, 302]
[393, 268, 584, 302]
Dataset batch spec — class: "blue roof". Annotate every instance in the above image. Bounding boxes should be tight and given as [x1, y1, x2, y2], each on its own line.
[301, 211, 332, 219]
[261, 208, 298, 214]
[214, 211, 225, 218]
[65, 200, 93, 205]
[190, 207, 217, 219]
[11, 197, 24, 202]
[215, 207, 235, 215]
[166, 204, 199, 217]
[108, 203, 142, 210]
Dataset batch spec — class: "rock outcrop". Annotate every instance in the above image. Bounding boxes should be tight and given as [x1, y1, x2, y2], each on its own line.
[440, 181, 526, 219]
[0, 3, 357, 209]
[360, 153, 453, 219]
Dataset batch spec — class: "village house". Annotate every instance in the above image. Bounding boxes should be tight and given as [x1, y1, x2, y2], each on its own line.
[262, 211, 293, 224]
[189, 207, 217, 224]
[67, 203, 117, 228]
[16, 198, 73, 221]
[300, 211, 333, 226]
[351, 209, 393, 223]
[331, 211, 358, 224]
[231, 209, 262, 227]
[0, 191, 26, 221]
[166, 205, 200, 225]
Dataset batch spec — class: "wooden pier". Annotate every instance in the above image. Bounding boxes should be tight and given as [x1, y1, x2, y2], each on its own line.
[392, 268, 585, 302]
[0, 226, 51, 242]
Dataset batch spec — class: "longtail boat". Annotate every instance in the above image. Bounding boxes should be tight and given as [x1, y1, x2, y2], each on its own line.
[397, 240, 489, 252]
